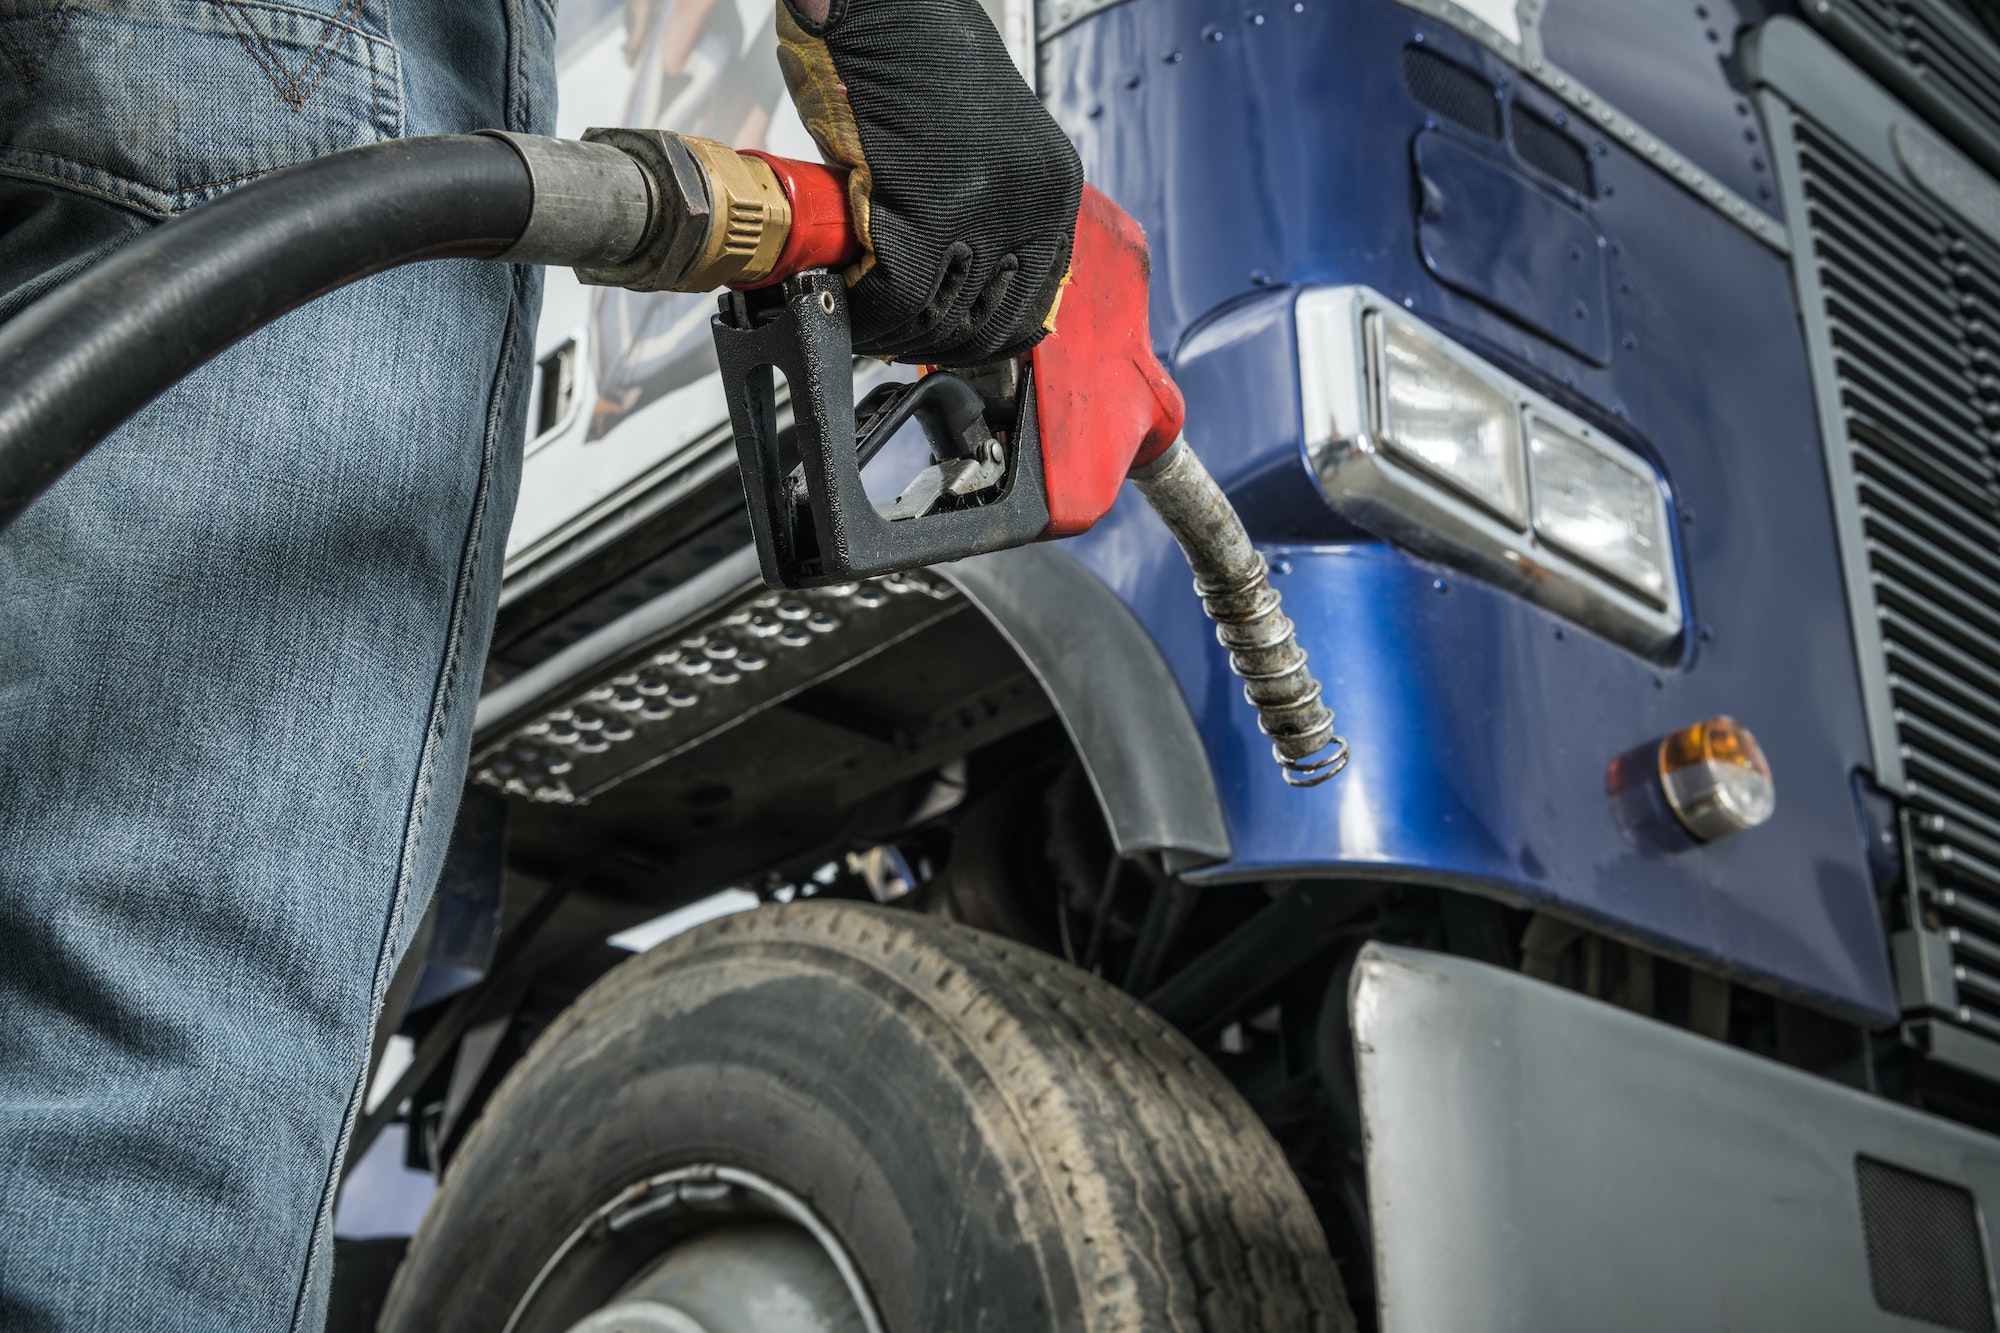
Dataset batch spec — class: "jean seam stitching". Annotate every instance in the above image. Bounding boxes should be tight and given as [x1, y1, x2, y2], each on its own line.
[283, 267, 527, 1333]
[287, 0, 366, 106]
[512, 0, 529, 131]
[0, 0, 76, 88]
[210, 0, 366, 108]
[212, 2, 288, 100]
[0, 161, 154, 216]
[373, 0, 401, 139]
[0, 144, 281, 195]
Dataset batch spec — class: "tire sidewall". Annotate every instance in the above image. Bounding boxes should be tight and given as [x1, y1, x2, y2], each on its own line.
[382, 926, 1080, 1333]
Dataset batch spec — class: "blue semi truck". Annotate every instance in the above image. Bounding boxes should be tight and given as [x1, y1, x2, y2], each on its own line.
[333, 1, 2000, 1328]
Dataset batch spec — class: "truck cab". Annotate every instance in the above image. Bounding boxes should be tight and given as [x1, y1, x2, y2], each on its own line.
[336, 3, 2000, 1329]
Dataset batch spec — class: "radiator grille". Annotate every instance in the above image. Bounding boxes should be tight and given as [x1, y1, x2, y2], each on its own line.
[1857, 1156, 1997, 1331]
[1809, 0, 2000, 177]
[1790, 115, 2000, 1049]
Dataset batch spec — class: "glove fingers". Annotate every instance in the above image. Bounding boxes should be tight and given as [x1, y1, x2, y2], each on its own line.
[775, 6, 877, 281]
[864, 246, 1057, 365]
[776, 0, 1084, 364]
[861, 240, 980, 360]
[863, 209, 1072, 363]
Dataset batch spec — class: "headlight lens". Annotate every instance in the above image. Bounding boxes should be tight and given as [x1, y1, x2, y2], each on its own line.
[1373, 316, 1527, 526]
[1528, 417, 1672, 607]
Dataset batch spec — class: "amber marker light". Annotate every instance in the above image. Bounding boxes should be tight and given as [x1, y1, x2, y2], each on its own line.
[1657, 716, 1775, 842]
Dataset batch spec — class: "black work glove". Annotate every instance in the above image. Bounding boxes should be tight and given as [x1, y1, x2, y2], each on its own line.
[776, 0, 1083, 365]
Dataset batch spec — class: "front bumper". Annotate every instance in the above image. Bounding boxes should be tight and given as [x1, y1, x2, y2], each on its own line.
[1354, 944, 2000, 1330]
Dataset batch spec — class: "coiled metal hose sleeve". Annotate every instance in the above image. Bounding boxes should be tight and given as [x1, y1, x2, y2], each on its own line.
[1130, 438, 1348, 788]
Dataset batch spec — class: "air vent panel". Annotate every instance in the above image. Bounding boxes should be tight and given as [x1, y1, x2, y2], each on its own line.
[1402, 45, 1500, 140]
[1857, 1156, 1996, 1332]
[1512, 104, 1594, 196]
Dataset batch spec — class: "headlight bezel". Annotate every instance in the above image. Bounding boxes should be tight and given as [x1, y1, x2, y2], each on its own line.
[1297, 286, 1684, 656]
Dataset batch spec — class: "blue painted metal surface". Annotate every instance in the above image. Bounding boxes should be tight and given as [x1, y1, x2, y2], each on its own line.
[1414, 131, 1612, 363]
[1538, 0, 1786, 222]
[1040, 0, 1899, 1020]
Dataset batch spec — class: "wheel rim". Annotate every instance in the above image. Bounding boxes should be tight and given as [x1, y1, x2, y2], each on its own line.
[501, 1164, 885, 1333]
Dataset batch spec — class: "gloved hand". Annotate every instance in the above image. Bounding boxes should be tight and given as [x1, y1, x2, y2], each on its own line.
[776, 0, 1083, 366]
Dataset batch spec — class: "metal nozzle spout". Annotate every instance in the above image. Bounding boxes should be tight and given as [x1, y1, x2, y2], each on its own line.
[1131, 438, 1349, 788]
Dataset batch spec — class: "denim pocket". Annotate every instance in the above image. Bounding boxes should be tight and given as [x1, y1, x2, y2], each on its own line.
[0, 0, 403, 217]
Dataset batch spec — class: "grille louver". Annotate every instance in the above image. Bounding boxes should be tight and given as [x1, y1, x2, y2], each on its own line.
[1809, 0, 2000, 179]
[1788, 112, 2000, 1064]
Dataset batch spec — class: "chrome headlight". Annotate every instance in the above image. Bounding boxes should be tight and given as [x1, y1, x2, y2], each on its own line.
[1527, 414, 1673, 608]
[1374, 317, 1527, 525]
[1297, 286, 1682, 654]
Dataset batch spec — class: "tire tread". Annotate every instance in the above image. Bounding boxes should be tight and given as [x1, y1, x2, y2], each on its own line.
[386, 902, 1355, 1333]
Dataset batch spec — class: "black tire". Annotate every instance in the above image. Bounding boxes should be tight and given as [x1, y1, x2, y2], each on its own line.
[379, 901, 1355, 1333]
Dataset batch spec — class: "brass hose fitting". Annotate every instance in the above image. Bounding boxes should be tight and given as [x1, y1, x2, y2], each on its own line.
[571, 129, 794, 293]
[675, 136, 793, 289]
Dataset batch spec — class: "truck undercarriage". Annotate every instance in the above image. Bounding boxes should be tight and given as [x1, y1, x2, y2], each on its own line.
[341, 491, 2000, 1330]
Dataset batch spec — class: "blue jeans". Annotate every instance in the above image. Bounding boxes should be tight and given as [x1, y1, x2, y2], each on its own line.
[0, 1, 554, 1327]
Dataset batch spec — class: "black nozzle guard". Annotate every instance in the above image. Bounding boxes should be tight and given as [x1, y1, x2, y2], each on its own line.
[713, 271, 1050, 589]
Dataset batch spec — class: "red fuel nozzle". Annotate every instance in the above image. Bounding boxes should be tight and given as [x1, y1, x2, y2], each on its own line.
[726, 147, 1185, 539]
[1027, 184, 1186, 535]
[732, 150, 866, 288]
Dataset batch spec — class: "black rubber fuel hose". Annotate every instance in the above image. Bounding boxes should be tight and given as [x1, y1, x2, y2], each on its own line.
[0, 134, 536, 532]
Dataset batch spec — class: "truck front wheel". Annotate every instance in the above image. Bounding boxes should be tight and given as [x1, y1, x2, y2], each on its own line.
[378, 901, 1354, 1333]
